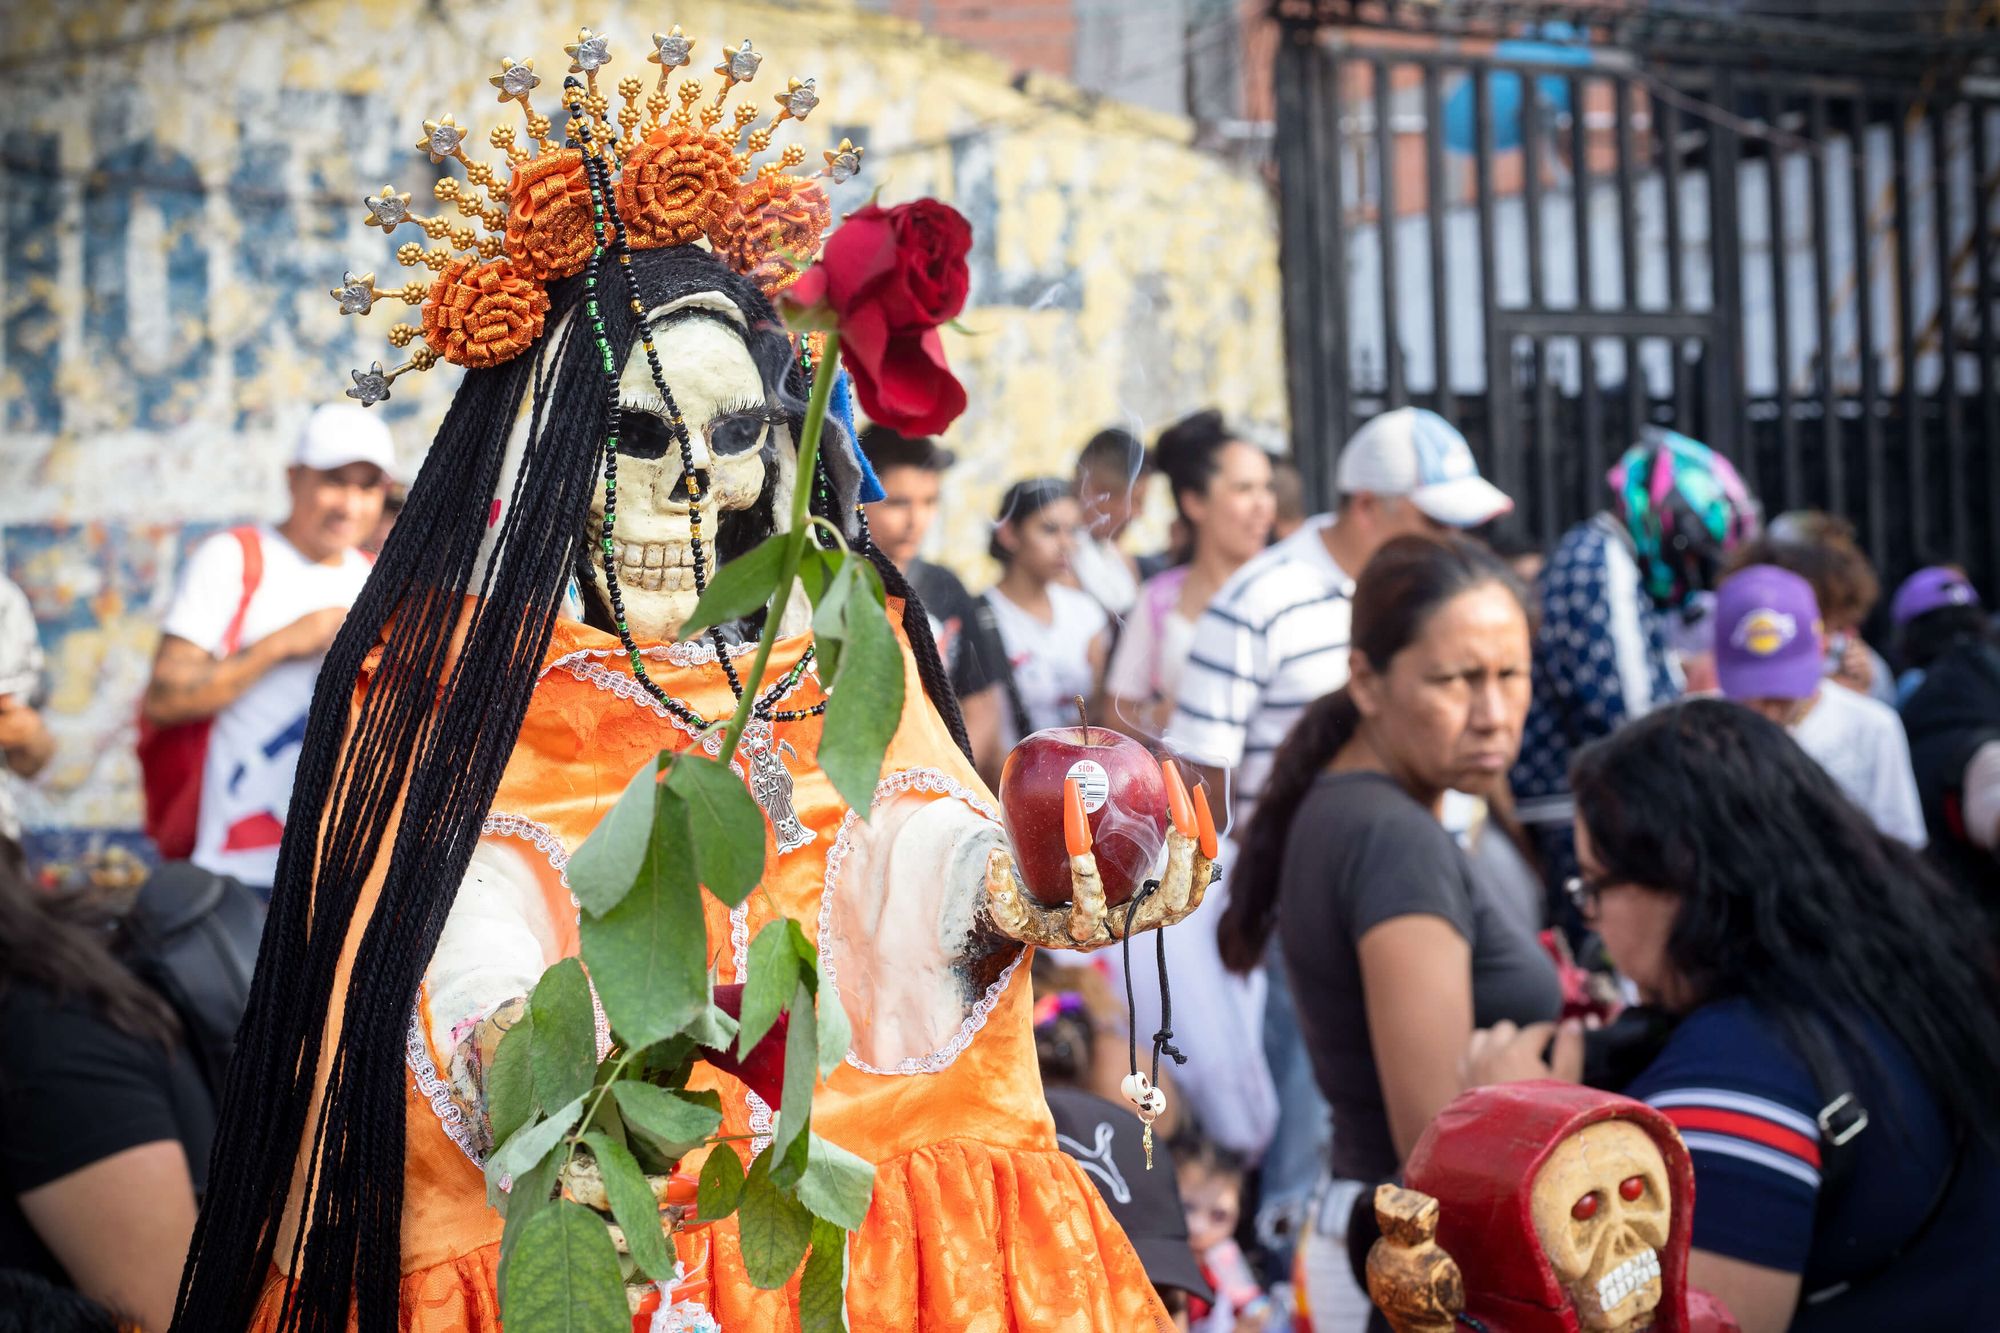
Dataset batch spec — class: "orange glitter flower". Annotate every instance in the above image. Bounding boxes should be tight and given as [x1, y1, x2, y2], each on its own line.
[504, 148, 594, 281]
[421, 257, 549, 368]
[615, 124, 736, 249]
[707, 174, 832, 299]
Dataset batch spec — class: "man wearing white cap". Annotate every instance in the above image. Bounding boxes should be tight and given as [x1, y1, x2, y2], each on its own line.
[1169, 406, 1512, 821]
[142, 403, 394, 892]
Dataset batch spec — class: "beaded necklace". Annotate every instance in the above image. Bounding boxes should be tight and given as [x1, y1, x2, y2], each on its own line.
[566, 80, 824, 732]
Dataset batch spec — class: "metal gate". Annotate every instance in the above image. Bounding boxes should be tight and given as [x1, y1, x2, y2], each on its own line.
[1274, 8, 2000, 596]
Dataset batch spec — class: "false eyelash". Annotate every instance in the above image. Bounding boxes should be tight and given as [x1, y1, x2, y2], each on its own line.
[711, 397, 786, 425]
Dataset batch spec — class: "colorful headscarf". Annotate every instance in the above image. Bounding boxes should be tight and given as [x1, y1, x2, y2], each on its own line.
[1607, 427, 1759, 612]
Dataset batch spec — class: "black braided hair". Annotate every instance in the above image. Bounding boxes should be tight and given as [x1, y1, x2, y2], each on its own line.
[170, 246, 872, 1333]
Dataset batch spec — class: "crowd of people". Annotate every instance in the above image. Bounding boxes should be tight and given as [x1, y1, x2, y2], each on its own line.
[3, 396, 1999, 1331]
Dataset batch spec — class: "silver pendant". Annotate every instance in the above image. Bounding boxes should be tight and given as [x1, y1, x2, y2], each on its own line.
[726, 720, 814, 855]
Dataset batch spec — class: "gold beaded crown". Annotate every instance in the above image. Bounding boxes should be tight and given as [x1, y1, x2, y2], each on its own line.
[333, 25, 866, 405]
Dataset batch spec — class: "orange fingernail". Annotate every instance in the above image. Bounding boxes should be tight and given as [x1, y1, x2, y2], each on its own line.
[1193, 784, 1219, 859]
[1064, 777, 1092, 856]
[1161, 758, 1195, 836]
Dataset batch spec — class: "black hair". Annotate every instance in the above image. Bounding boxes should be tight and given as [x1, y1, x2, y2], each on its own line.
[172, 245, 966, 1333]
[1168, 1132, 1245, 1183]
[989, 476, 1073, 566]
[1570, 698, 2000, 1152]
[1151, 409, 1236, 530]
[1076, 426, 1147, 481]
[1217, 534, 1526, 973]
[1896, 604, 1996, 673]
[0, 1270, 124, 1333]
[1728, 528, 1880, 629]
[0, 836, 179, 1050]
[858, 423, 953, 474]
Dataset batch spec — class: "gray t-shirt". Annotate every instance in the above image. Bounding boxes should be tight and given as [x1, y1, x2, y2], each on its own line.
[1278, 771, 1562, 1182]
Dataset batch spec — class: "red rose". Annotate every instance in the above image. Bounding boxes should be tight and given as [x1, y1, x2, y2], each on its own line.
[700, 982, 788, 1108]
[786, 199, 972, 436]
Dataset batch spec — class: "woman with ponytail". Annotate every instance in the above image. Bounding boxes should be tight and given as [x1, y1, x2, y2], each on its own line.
[1216, 533, 1560, 1329]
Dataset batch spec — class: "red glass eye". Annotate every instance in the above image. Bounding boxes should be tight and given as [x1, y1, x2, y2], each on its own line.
[1571, 1192, 1600, 1221]
[1620, 1176, 1646, 1202]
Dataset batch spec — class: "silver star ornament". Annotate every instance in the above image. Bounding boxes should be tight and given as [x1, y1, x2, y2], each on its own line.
[567, 29, 611, 73]
[781, 77, 819, 121]
[726, 39, 762, 83]
[330, 271, 376, 315]
[347, 362, 392, 406]
[651, 29, 693, 69]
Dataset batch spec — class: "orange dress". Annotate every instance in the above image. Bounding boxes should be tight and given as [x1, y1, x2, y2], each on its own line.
[248, 608, 1170, 1332]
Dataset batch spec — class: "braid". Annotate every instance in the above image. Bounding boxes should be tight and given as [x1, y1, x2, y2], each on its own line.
[870, 546, 973, 762]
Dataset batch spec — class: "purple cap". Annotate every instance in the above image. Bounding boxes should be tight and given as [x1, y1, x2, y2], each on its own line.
[1716, 565, 1824, 701]
[1890, 566, 1980, 627]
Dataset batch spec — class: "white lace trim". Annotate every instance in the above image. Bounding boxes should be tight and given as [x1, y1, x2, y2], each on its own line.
[818, 767, 1022, 1077]
[728, 901, 775, 1153]
[542, 639, 758, 682]
[403, 813, 608, 1168]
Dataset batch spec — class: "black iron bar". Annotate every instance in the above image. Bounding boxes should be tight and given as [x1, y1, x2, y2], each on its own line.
[1475, 65, 1509, 484]
[1974, 105, 2000, 589]
[1709, 66, 1748, 473]
[1934, 107, 1967, 566]
[1573, 73, 1604, 508]
[1891, 98, 1923, 563]
[1809, 94, 1844, 517]
[1661, 95, 1691, 427]
[1275, 31, 1325, 502]
[1424, 62, 1453, 426]
[1522, 58, 1556, 545]
[1374, 57, 1405, 408]
[1767, 90, 1801, 511]
[1616, 78, 1646, 443]
[1852, 96, 1886, 561]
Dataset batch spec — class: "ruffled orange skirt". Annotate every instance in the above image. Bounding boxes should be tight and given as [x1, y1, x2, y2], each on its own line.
[246, 1139, 1169, 1332]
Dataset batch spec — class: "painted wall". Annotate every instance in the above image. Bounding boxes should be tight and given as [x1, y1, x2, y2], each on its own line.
[0, 0, 1285, 836]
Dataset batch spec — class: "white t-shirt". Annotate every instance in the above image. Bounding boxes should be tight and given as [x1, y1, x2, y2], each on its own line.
[1168, 515, 1353, 825]
[1105, 567, 1197, 707]
[1070, 535, 1139, 618]
[160, 526, 373, 886]
[1791, 680, 1929, 848]
[985, 584, 1108, 745]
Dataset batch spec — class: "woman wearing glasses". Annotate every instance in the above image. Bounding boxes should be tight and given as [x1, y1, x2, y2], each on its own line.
[1469, 698, 2000, 1333]
[1216, 533, 1561, 1329]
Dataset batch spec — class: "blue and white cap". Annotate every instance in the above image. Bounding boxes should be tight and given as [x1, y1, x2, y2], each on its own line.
[1334, 407, 1512, 527]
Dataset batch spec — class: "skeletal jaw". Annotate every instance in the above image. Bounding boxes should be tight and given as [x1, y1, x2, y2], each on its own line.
[614, 539, 697, 592]
[1594, 1248, 1660, 1313]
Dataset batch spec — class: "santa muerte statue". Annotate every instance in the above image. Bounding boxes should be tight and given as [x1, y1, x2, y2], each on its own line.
[170, 25, 1215, 1333]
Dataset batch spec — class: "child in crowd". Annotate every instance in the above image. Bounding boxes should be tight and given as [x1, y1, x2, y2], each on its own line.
[1176, 1137, 1276, 1333]
[985, 478, 1111, 746]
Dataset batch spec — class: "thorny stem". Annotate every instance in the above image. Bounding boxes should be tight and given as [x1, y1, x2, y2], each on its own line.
[715, 333, 841, 768]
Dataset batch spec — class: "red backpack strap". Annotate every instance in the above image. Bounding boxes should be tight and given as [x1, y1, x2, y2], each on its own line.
[221, 527, 263, 656]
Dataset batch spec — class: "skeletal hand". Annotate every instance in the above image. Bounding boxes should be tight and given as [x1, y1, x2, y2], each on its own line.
[983, 758, 1219, 950]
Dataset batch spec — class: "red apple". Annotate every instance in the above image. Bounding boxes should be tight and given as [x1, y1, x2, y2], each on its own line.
[998, 724, 1168, 908]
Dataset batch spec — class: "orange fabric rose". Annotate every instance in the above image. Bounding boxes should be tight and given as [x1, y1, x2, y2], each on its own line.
[706, 174, 831, 298]
[616, 124, 735, 249]
[421, 257, 549, 369]
[504, 148, 594, 281]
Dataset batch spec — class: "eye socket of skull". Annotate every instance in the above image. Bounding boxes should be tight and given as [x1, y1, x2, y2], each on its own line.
[1529, 1119, 1671, 1330]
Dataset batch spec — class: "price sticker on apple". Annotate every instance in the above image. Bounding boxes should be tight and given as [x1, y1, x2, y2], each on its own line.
[1064, 758, 1111, 814]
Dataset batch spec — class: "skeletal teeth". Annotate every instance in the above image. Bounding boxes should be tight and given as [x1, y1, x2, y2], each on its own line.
[1594, 1249, 1660, 1312]
[645, 545, 664, 568]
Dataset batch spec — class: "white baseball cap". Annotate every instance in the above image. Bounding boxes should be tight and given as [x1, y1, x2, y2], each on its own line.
[1334, 407, 1512, 527]
[292, 403, 398, 479]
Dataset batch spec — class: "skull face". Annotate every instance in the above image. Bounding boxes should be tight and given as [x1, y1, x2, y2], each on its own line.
[1529, 1119, 1670, 1332]
[585, 293, 796, 642]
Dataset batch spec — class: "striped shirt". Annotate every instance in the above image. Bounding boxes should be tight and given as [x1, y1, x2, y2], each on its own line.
[1166, 516, 1353, 825]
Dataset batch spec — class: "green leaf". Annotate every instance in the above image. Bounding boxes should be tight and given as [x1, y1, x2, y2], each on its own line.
[667, 754, 766, 907]
[580, 1132, 675, 1283]
[499, 1199, 630, 1333]
[487, 1093, 586, 1212]
[612, 1082, 723, 1163]
[798, 1217, 851, 1333]
[497, 1149, 560, 1306]
[529, 959, 598, 1113]
[798, 1133, 876, 1232]
[697, 1142, 747, 1221]
[737, 920, 801, 1058]
[678, 531, 790, 639]
[567, 764, 658, 916]
[738, 1146, 814, 1289]
[815, 975, 852, 1080]
[579, 791, 706, 1048]
[685, 1002, 739, 1052]
[808, 553, 857, 684]
[817, 561, 904, 814]
[795, 544, 837, 605]
[769, 979, 819, 1189]
[487, 1010, 537, 1152]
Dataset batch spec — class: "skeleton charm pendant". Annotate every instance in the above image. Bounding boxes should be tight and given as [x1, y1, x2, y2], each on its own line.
[733, 720, 814, 855]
